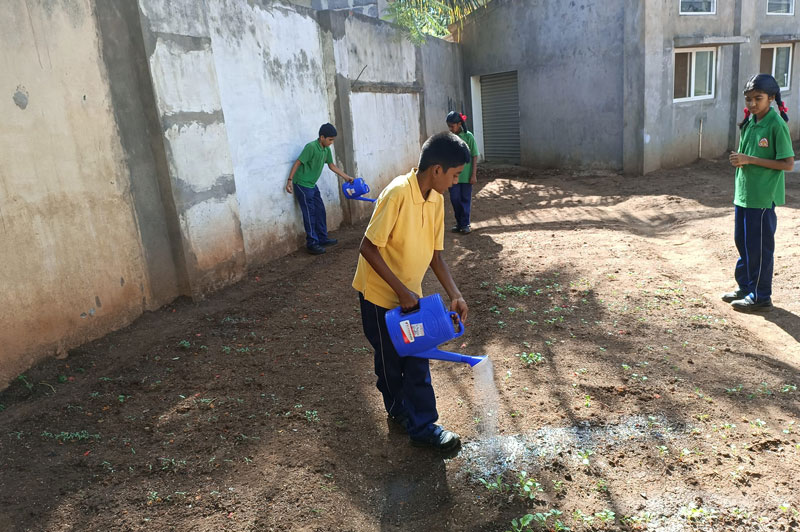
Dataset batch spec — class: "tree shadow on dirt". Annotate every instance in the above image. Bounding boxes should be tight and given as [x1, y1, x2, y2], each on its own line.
[438, 213, 800, 530]
[2, 163, 799, 531]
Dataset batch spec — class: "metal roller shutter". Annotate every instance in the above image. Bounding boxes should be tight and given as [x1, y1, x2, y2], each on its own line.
[480, 71, 520, 164]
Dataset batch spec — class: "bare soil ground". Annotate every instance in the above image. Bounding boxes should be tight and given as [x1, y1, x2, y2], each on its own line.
[2, 156, 800, 532]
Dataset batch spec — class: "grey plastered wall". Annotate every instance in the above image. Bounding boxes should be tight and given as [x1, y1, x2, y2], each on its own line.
[738, 1, 800, 141]
[321, 10, 466, 223]
[136, 0, 247, 298]
[458, 0, 626, 171]
[642, 1, 740, 173]
[94, 0, 187, 304]
[421, 35, 466, 139]
[0, 0, 157, 387]
[205, 1, 342, 266]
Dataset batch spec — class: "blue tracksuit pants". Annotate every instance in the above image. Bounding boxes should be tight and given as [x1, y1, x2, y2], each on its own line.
[293, 183, 328, 248]
[358, 293, 440, 439]
[449, 183, 473, 229]
[733, 205, 777, 302]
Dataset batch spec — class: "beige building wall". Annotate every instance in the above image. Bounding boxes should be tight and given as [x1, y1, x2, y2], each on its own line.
[0, 0, 152, 386]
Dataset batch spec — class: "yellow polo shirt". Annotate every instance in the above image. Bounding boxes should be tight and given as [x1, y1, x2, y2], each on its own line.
[352, 169, 444, 309]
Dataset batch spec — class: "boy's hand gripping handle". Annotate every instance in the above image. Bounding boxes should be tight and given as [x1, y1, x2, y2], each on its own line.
[449, 311, 464, 338]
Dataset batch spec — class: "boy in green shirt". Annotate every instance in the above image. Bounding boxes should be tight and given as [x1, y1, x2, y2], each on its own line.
[285, 123, 354, 255]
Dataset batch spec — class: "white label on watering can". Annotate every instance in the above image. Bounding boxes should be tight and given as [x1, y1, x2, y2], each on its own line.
[411, 323, 425, 337]
[399, 320, 415, 343]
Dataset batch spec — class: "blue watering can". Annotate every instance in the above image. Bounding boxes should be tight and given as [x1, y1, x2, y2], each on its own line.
[384, 294, 486, 367]
[342, 177, 376, 202]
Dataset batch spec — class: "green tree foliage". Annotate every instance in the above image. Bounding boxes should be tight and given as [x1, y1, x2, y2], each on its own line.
[382, 0, 489, 44]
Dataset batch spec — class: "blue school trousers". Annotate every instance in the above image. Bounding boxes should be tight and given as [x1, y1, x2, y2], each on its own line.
[734, 204, 777, 302]
[449, 183, 473, 229]
[293, 183, 328, 248]
[358, 293, 440, 439]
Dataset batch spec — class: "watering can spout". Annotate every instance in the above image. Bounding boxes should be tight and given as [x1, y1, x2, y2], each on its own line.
[419, 349, 486, 367]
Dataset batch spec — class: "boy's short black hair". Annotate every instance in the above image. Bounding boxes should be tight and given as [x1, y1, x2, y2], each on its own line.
[418, 132, 471, 172]
[319, 123, 337, 138]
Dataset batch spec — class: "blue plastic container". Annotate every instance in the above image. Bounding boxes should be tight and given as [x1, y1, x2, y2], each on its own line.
[342, 177, 376, 202]
[384, 293, 485, 367]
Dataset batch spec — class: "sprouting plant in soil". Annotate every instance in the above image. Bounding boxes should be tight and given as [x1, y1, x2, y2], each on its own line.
[577, 448, 594, 466]
[595, 509, 616, 523]
[517, 351, 544, 366]
[479, 474, 510, 494]
[515, 470, 543, 500]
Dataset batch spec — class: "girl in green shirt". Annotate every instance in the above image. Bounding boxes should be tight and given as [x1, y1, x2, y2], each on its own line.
[446, 111, 479, 233]
[724, 74, 794, 312]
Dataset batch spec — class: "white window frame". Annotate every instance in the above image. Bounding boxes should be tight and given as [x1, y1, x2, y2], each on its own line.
[762, 44, 793, 91]
[673, 47, 717, 102]
[767, 0, 795, 15]
[679, 0, 716, 15]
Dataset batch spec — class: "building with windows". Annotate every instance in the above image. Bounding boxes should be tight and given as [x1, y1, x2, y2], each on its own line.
[456, 0, 799, 174]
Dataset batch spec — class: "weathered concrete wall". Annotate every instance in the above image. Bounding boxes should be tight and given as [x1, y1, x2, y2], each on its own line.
[0, 0, 158, 386]
[138, 0, 247, 296]
[642, 1, 739, 173]
[638, 1, 799, 173]
[205, 0, 341, 266]
[458, 0, 626, 170]
[421, 36, 466, 139]
[738, 2, 800, 141]
[1, 0, 467, 388]
[323, 11, 464, 222]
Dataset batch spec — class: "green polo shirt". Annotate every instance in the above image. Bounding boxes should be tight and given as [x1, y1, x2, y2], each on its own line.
[735, 108, 794, 208]
[293, 140, 333, 188]
[457, 131, 479, 184]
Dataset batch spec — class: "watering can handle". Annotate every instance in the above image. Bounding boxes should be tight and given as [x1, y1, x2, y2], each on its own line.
[399, 302, 421, 315]
[449, 311, 464, 337]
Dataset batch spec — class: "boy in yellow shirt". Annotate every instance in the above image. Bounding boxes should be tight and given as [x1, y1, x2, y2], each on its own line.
[352, 133, 470, 451]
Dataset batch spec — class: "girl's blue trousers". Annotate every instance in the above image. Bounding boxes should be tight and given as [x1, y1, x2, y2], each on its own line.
[733, 204, 777, 302]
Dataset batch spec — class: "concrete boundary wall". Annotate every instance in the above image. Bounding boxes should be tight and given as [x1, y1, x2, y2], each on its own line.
[0, 0, 464, 388]
[1, 0, 159, 386]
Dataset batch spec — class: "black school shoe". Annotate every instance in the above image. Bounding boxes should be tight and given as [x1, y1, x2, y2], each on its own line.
[731, 295, 773, 312]
[721, 288, 747, 303]
[460, 225, 472, 234]
[410, 427, 461, 452]
[450, 225, 461, 233]
[320, 238, 338, 247]
[307, 245, 326, 255]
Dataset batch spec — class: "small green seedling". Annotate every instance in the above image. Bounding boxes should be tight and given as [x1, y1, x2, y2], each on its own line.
[479, 474, 510, 493]
[577, 449, 594, 466]
[517, 352, 544, 366]
[507, 514, 533, 532]
[304, 410, 320, 423]
[516, 471, 543, 500]
[595, 509, 616, 523]
[573, 509, 594, 524]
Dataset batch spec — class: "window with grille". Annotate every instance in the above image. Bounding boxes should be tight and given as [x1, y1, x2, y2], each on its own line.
[760, 44, 793, 91]
[680, 0, 715, 14]
[674, 48, 716, 101]
[767, 0, 794, 14]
